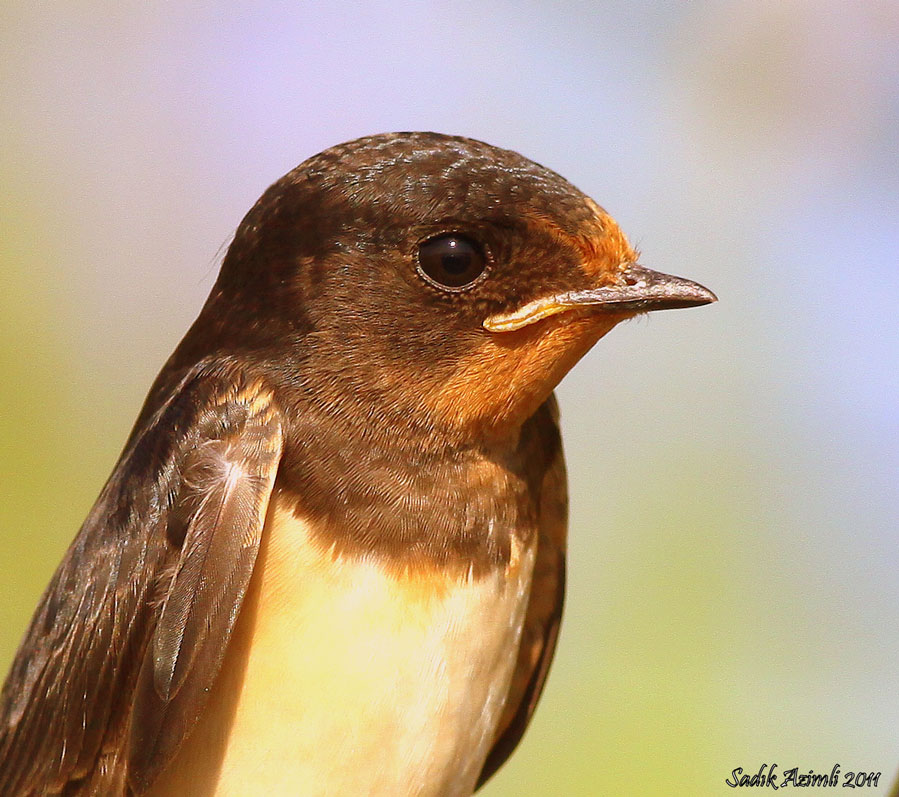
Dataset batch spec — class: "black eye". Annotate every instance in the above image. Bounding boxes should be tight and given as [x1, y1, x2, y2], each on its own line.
[417, 233, 488, 290]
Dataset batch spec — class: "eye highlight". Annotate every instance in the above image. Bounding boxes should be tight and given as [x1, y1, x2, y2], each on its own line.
[416, 233, 488, 290]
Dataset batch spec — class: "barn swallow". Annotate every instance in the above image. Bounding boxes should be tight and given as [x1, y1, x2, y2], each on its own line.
[0, 132, 715, 796]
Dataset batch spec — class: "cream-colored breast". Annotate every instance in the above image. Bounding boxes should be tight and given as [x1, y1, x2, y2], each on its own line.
[149, 493, 537, 797]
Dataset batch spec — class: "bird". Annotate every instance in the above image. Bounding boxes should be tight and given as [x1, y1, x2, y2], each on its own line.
[0, 131, 715, 796]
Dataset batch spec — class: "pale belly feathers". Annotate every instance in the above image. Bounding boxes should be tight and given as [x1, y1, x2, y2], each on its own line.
[148, 493, 537, 797]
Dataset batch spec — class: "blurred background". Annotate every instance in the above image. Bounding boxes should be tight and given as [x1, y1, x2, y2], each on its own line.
[1, 2, 897, 794]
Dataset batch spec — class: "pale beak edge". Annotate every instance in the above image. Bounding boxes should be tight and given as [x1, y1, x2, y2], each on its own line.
[483, 265, 717, 333]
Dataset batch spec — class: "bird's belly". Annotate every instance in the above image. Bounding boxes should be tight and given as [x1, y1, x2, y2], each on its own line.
[149, 496, 537, 797]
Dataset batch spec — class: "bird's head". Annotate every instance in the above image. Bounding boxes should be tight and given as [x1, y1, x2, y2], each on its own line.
[201, 132, 715, 443]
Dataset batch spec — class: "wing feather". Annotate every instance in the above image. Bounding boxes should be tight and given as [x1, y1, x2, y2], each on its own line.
[0, 365, 282, 796]
[477, 394, 568, 789]
[128, 399, 282, 791]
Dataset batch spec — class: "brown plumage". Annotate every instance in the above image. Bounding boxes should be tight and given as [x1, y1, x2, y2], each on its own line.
[0, 132, 715, 795]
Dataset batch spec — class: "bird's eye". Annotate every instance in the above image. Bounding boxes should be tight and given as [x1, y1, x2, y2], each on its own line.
[416, 233, 488, 290]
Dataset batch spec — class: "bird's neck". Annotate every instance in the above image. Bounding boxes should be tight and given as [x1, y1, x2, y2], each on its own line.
[270, 389, 548, 580]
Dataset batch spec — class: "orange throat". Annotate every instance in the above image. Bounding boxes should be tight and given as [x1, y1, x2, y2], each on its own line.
[422, 310, 629, 439]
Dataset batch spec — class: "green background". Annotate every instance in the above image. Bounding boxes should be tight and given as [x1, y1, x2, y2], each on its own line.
[2, 3, 897, 795]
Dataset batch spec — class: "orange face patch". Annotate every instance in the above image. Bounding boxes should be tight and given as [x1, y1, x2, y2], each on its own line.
[422, 311, 626, 438]
[524, 198, 639, 286]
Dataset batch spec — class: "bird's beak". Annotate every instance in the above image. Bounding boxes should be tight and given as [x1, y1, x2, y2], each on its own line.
[483, 264, 717, 332]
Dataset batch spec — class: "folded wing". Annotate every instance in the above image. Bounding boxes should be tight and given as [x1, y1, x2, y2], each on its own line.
[0, 365, 282, 796]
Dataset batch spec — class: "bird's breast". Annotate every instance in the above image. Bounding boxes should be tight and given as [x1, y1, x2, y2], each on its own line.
[149, 490, 537, 797]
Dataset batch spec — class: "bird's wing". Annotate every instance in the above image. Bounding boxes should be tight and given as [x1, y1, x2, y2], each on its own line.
[477, 395, 568, 789]
[0, 364, 283, 796]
